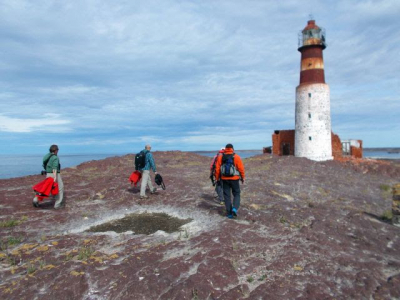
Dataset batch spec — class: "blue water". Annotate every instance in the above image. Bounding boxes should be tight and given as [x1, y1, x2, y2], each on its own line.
[362, 150, 400, 160]
[193, 150, 263, 159]
[0, 153, 123, 180]
[0, 149, 398, 179]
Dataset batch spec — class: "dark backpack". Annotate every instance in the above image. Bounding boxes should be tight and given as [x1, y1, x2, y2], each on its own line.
[155, 173, 166, 190]
[221, 153, 237, 177]
[210, 152, 220, 176]
[135, 151, 146, 170]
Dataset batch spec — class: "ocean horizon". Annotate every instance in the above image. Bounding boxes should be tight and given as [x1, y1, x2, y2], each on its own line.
[0, 148, 399, 180]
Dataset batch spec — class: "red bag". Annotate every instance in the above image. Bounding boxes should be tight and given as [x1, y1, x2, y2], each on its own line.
[129, 171, 142, 187]
[33, 177, 59, 201]
[51, 182, 59, 195]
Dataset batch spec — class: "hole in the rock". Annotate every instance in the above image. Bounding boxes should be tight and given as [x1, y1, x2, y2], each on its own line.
[86, 212, 192, 235]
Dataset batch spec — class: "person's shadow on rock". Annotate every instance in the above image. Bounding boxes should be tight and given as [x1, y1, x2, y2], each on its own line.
[126, 187, 140, 194]
[198, 193, 226, 216]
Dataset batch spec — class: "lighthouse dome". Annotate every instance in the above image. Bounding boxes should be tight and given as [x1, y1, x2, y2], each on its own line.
[298, 20, 326, 49]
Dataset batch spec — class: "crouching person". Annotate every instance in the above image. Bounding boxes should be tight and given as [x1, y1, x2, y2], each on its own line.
[215, 144, 245, 218]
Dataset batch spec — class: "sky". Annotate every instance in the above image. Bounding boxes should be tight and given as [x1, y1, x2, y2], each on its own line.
[0, 0, 399, 154]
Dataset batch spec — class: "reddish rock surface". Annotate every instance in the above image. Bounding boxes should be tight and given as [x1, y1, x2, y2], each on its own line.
[1, 152, 400, 299]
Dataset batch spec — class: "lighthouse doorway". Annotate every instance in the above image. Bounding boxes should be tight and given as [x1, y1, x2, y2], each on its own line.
[282, 143, 291, 156]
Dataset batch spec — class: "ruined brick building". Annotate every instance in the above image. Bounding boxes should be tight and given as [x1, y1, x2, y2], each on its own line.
[271, 19, 362, 160]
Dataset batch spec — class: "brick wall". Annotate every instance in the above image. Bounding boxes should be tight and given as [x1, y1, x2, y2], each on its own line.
[351, 140, 363, 158]
[272, 130, 295, 156]
[272, 130, 362, 159]
[331, 132, 342, 159]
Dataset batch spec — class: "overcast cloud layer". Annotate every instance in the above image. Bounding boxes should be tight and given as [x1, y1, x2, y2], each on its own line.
[0, 0, 399, 154]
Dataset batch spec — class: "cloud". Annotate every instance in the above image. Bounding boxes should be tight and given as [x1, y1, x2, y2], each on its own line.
[0, 0, 399, 153]
[0, 114, 71, 133]
[38, 85, 98, 96]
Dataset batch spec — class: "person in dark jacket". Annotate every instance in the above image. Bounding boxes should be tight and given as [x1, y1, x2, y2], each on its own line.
[138, 144, 157, 199]
[210, 148, 225, 205]
[33, 145, 65, 209]
[215, 144, 245, 218]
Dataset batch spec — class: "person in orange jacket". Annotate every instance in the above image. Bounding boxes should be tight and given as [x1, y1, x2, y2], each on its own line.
[215, 143, 245, 218]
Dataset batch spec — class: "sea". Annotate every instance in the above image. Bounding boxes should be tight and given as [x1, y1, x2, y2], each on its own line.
[0, 149, 398, 180]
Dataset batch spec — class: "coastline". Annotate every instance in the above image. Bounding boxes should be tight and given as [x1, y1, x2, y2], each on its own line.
[0, 149, 399, 180]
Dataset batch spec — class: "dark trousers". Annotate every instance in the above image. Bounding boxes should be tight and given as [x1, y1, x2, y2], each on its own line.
[222, 179, 241, 214]
[215, 181, 224, 202]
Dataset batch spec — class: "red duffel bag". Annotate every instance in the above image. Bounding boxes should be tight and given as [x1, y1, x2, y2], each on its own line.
[33, 177, 59, 201]
[129, 171, 142, 187]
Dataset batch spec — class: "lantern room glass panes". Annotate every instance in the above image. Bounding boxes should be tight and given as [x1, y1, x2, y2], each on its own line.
[298, 27, 326, 48]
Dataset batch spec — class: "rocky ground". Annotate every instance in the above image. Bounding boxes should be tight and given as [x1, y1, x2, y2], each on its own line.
[0, 152, 399, 300]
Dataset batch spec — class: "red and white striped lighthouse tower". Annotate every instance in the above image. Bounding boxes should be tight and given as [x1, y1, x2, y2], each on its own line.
[295, 19, 333, 161]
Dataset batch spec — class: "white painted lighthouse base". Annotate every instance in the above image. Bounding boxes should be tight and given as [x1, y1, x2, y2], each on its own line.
[295, 83, 333, 161]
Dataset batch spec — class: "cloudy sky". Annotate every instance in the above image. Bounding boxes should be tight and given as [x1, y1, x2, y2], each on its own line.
[0, 0, 399, 154]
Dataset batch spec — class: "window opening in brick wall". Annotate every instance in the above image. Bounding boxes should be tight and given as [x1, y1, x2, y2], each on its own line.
[308, 113, 311, 118]
[282, 143, 290, 156]
[308, 93, 312, 97]
[309, 136, 312, 141]
[342, 141, 350, 156]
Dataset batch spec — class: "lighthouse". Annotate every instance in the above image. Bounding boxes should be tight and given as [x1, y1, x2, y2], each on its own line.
[294, 19, 333, 161]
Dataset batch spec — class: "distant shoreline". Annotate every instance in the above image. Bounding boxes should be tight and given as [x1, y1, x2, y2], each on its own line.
[363, 148, 400, 152]
[190, 149, 263, 153]
[0, 147, 399, 156]
[0, 149, 399, 180]
[367, 158, 400, 162]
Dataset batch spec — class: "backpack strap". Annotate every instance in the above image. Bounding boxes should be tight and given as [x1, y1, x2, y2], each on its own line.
[43, 154, 54, 170]
[211, 152, 219, 171]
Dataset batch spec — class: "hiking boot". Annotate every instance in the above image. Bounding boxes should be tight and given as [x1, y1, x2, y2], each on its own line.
[227, 214, 233, 219]
[54, 203, 65, 210]
[232, 207, 238, 217]
[140, 195, 148, 199]
[150, 188, 157, 194]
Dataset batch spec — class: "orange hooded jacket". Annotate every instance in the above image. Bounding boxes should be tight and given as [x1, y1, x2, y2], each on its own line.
[215, 148, 245, 181]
